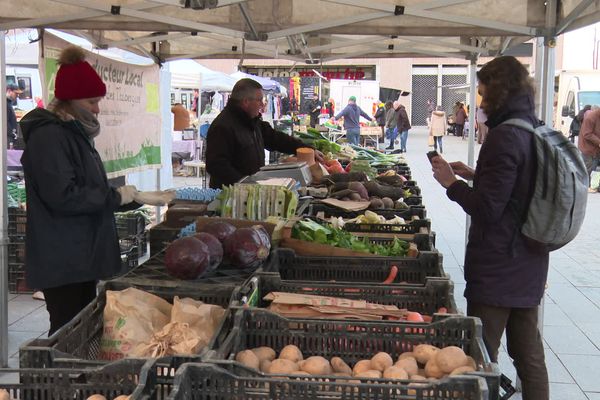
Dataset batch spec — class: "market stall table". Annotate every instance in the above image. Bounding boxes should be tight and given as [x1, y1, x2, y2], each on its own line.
[360, 126, 382, 147]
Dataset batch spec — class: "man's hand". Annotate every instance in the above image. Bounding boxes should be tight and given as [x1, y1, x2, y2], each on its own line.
[314, 150, 325, 164]
[448, 161, 475, 180]
[432, 156, 458, 189]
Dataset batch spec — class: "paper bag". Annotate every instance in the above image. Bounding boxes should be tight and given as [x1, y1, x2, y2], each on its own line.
[428, 135, 435, 147]
[99, 288, 172, 360]
[132, 296, 226, 358]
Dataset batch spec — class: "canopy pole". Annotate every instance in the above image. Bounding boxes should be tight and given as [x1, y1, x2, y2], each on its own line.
[1, 30, 9, 368]
[464, 54, 478, 249]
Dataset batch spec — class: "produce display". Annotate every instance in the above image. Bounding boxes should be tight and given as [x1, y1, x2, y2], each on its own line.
[7, 150, 508, 399]
[234, 345, 478, 380]
[164, 223, 272, 279]
[291, 218, 411, 257]
[218, 183, 297, 220]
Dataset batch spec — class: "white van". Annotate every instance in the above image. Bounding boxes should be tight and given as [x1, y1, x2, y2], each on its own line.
[555, 70, 600, 136]
[6, 66, 43, 118]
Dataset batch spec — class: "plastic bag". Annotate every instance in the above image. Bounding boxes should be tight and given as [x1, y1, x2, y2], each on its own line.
[591, 171, 600, 190]
[428, 135, 435, 147]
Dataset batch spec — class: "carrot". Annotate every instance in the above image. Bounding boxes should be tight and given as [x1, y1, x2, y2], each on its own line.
[383, 265, 398, 284]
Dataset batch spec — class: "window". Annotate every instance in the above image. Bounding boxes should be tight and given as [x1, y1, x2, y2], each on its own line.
[566, 91, 575, 115]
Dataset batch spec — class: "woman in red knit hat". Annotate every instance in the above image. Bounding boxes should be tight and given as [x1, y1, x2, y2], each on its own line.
[19, 46, 140, 335]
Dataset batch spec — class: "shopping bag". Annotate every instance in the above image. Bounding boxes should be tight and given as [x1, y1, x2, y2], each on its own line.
[591, 171, 600, 189]
[428, 135, 435, 147]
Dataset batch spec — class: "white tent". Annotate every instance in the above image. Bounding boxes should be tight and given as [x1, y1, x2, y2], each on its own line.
[168, 59, 236, 92]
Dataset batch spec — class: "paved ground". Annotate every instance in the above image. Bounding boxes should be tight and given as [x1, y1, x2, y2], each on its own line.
[3, 127, 600, 399]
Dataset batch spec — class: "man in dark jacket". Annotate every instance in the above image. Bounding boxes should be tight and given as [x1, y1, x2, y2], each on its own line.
[6, 83, 21, 148]
[431, 56, 549, 400]
[306, 94, 321, 128]
[206, 78, 321, 189]
[334, 96, 372, 146]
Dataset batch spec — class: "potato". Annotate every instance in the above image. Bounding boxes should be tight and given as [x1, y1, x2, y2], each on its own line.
[268, 358, 300, 374]
[260, 359, 272, 373]
[370, 352, 393, 372]
[398, 352, 415, 361]
[435, 346, 468, 374]
[383, 366, 409, 380]
[394, 357, 418, 376]
[0, 390, 10, 400]
[86, 396, 107, 400]
[352, 359, 372, 375]
[290, 371, 310, 376]
[449, 365, 476, 376]
[355, 370, 382, 379]
[424, 359, 445, 379]
[279, 345, 303, 363]
[113, 396, 130, 400]
[465, 356, 477, 370]
[301, 356, 332, 375]
[413, 344, 440, 364]
[235, 350, 260, 370]
[252, 347, 276, 362]
[410, 374, 426, 381]
[417, 368, 426, 376]
[333, 372, 352, 377]
[331, 357, 353, 375]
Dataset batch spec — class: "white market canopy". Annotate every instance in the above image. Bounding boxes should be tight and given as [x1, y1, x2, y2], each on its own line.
[0, 0, 598, 63]
[168, 59, 237, 91]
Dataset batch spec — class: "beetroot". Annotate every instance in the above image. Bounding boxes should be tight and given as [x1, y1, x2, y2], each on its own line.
[223, 226, 271, 269]
[164, 237, 210, 280]
[193, 232, 223, 272]
[199, 221, 237, 243]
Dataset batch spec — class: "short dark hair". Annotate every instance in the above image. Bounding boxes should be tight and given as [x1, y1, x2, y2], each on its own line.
[477, 56, 534, 117]
[231, 78, 262, 101]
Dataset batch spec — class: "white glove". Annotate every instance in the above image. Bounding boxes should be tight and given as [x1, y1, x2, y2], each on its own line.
[117, 185, 138, 205]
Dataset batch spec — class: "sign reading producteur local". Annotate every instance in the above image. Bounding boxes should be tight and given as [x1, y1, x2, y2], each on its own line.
[244, 66, 375, 80]
[42, 33, 161, 178]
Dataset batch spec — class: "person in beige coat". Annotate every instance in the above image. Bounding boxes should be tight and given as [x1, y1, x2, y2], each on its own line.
[429, 106, 447, 153]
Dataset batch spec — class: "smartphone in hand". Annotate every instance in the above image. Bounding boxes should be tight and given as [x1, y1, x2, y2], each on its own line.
[426, 150, 439, 163]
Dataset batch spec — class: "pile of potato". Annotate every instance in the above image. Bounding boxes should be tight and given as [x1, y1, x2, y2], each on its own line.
[234, 343, 478, 381]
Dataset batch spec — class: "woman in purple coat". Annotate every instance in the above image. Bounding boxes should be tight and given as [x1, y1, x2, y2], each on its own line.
[430, 56, 550, 400]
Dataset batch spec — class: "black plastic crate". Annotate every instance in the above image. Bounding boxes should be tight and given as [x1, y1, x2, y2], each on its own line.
[0, 359, 146, 400]
[8, 207, 26, 237]
[308, 202, 427, 219]
[130, 355, 201, 400]
[166, 361, 489, 400]
[343, 217, 431, 235]
[404, 195, 422, 206]
[233, 273, 457, 315]
[115, 213, 147, 238]
[114, 249, 261, 287]
[121, 232, 149, 259]
[7, 262, 32, 294]
[204, 309, 500, 400]
[149, 222, 187, 256]
[8, 241, 26, 264]
[19, 280, 237, 371]
[260, 247, 445, 285]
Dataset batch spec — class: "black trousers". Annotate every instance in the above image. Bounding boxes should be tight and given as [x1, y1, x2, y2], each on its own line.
[467, 302, 549, 400]
[43, 281, 97, 336]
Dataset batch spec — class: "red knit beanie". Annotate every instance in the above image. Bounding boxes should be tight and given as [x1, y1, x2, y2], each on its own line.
[54, 46, 106, 101]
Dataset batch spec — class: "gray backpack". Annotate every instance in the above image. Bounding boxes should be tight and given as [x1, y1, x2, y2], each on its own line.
[502, 119, 588, 251]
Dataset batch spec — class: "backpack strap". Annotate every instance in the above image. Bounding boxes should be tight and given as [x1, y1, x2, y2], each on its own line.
[499, 118, 536, 257]
[500, 118, 536, 133]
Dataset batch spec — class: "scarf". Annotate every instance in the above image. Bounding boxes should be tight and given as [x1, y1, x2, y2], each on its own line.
[47, 98, 101, 139]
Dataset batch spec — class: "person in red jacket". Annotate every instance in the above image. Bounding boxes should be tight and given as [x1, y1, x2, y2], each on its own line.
[430, 56, 550, 400]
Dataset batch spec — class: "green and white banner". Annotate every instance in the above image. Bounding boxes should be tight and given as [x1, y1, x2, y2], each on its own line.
[42, 33, 161, 177]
